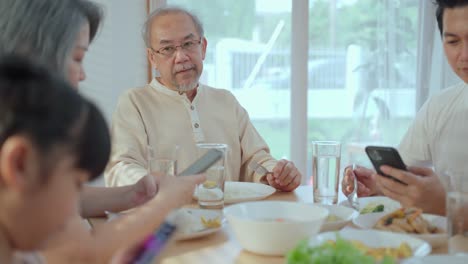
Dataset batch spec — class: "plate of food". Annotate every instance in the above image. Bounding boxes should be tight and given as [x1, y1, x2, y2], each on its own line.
[340, 196, 402, 214]
[314, 204, 359, 232]
[353, 208, 447, 248]
[174, 208, 224, 241]
[194, 181, 276, 204]
[402, 255, 468, 264]
[287, 229, 431, 263]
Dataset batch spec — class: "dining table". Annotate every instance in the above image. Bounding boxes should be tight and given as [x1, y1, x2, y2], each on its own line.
[88, 185, 448, 264]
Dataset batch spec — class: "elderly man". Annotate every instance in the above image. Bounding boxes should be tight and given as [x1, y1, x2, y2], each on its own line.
[105, 7, 301, 192]
[342, 0, 468, 215]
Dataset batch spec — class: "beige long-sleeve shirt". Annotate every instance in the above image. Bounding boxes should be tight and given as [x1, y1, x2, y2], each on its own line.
[104, 79, 277, 187]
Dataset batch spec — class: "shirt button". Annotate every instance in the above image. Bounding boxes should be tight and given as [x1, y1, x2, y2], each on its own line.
[194, 123, 199, 128]
[190, 105, 195, 110]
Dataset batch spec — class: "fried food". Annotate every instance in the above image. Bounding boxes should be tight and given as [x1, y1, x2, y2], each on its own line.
[374, 208, 443, 234]
[201, 216, 221, 228]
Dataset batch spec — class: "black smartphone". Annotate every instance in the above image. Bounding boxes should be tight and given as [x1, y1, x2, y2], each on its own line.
[178, 149, 223, 176]
[365, 146, 407, 184]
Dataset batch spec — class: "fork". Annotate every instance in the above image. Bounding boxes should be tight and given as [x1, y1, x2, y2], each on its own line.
[249, 161, 273, 176]
[346, 164, 360, 210]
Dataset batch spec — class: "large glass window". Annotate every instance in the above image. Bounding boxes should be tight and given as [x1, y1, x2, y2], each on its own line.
[307, 0, 419, 173]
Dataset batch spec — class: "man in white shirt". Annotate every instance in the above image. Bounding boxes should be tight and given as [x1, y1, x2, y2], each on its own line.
[342, 0, 468, 215]
[105, 7, 301, 192]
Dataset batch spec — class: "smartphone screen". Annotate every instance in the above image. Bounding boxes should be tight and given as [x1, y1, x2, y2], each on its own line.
[365, 146, 407, 184]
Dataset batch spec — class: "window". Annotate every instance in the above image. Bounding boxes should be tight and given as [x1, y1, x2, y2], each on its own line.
[307, 0, 419, 171]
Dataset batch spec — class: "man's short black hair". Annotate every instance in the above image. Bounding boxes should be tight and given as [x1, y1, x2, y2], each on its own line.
[0, 55, 110, 181]
[435, 0, 468, 35]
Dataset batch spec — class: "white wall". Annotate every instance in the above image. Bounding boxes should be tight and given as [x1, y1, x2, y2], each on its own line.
[82, 0, 148, 186]
[80, 0, 148, 122]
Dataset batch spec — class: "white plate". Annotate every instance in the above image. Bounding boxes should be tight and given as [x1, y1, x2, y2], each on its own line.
[313, 204, 359, 232]
[353, 212, 447, 248]
[194, 182, 276, 204]
[309, 229, 431, 258]
[340, 196, 401, 214]
[402, 255, 468, 264]
[174, 208, 224, 241]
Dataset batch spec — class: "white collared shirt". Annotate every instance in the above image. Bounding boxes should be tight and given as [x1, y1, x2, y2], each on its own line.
[399, 82, 468, 176]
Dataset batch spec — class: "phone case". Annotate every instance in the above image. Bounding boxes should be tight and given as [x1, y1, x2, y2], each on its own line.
[365, 146, 407, 184]
[178, 149, 223, 176]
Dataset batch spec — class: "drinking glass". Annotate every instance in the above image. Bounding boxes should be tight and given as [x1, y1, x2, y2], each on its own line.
[147, 144, 179, 176]
[312, 141, 341, 204]
[196, 143, 228, 209]
[446, 170, 468, 255]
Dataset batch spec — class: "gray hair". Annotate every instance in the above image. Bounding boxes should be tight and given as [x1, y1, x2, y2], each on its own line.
[0, 0, 103, 78]
[142, 6, 204, 48]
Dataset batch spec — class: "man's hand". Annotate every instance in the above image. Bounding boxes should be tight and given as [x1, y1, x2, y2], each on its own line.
[341, 165, 380, 197]
[375, 166, 446, 215]
[266, 159, 301, 192]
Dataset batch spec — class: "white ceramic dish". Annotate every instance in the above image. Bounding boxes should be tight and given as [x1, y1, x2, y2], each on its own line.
[309, 229, 432, 258]
[173, 208, 224, 241]
[224, 201, 329, 256]
[402, 255, 468, 264]
[339, 196, 401, 214]
[353, 212, 447, 248]
[194, 181, 276, 204]
[314, 204, 359, 232]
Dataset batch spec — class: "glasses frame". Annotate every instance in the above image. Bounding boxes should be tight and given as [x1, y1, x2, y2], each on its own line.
[150, 38, 202, 57]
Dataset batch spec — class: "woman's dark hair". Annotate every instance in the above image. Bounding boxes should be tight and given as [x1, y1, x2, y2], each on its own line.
[74, 0, 103, 43]
[0, 55, 110, 181]
[435, 0, 468, 35]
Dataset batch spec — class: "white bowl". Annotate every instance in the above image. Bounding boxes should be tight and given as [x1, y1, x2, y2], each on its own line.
[315, 204, 359, 232]
[223, 201, 329, 256]
[340, 196, 401, 214]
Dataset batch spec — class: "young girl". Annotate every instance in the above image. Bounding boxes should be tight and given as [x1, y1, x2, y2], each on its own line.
[0, 55, 109, 262]
[0, 0, 206, 262]
[0, 56, 204, 263]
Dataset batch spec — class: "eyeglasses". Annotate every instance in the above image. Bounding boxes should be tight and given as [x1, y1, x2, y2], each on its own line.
[151, 38, 202, 56]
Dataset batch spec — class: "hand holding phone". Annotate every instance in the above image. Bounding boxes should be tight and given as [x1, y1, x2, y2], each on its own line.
[365, 146, 407, 184]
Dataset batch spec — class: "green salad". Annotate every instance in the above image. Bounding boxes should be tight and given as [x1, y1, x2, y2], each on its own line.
[286, 237, 396, 264]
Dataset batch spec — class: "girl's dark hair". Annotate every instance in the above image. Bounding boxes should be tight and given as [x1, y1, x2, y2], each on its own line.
[0, 55, 110, 181]
[435, 0, 468, 35]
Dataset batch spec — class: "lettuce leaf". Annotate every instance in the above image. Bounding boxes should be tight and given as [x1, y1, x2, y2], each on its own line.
[286, 236, 396, 264]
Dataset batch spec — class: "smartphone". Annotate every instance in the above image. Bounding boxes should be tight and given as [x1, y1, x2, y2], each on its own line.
[131, 212, 178, 264]
[365, 146, 407, 184]
[178, 148, 223, 176]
